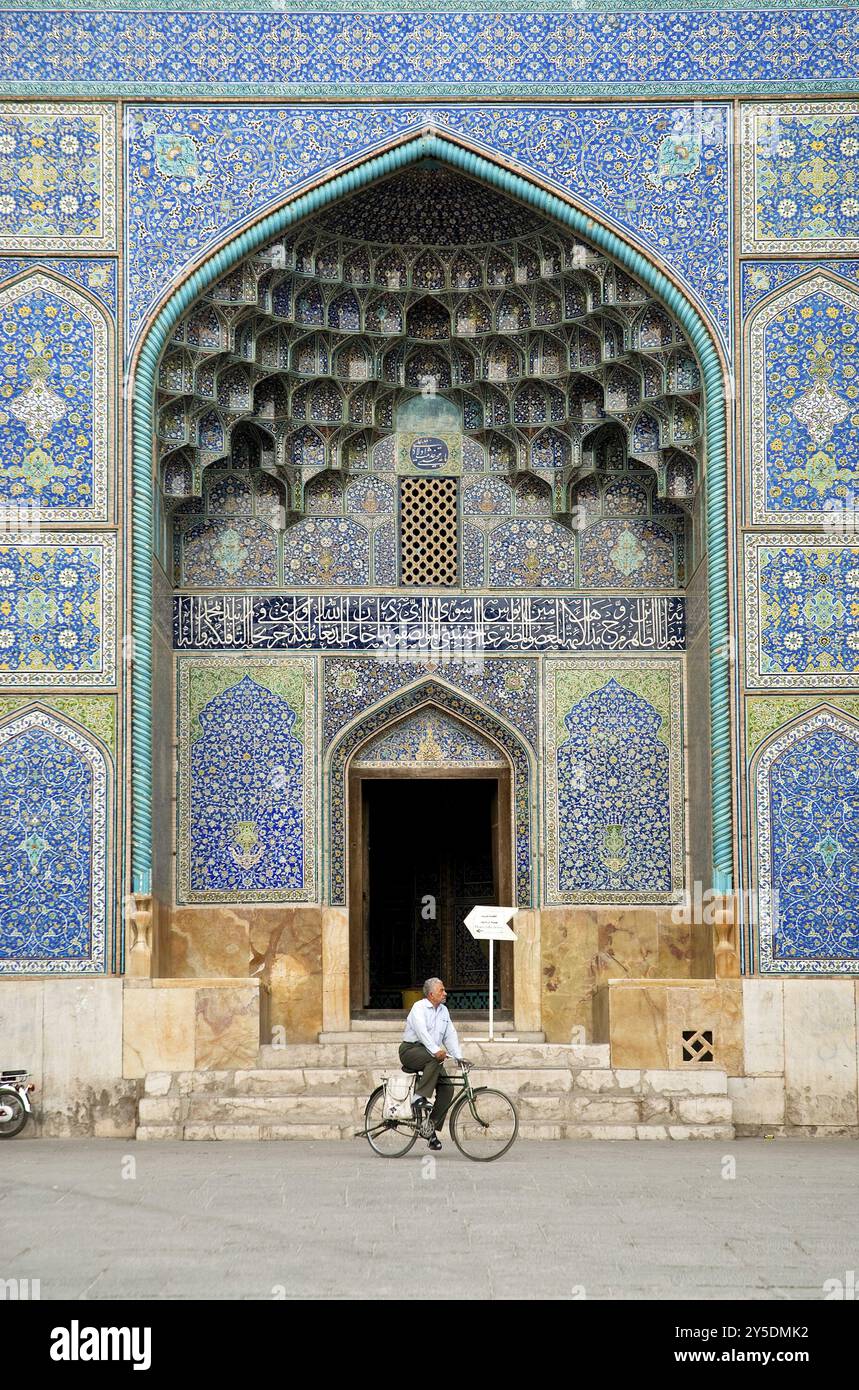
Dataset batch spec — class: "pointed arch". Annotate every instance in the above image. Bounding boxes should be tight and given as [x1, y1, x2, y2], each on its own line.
[0, 269, 112, 521]
[131, 129, 731, 899]
[325, 677, 536, 909]
[0, 703, 111, 974]
[751, 704, 859, 975]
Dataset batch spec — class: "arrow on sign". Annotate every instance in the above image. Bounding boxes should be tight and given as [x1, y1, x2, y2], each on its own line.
[464, 906, 517, 940]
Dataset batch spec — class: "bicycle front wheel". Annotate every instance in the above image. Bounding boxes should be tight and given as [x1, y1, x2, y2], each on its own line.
[450, 1088, 518, 1161]
[363, 1086, 418, 1158]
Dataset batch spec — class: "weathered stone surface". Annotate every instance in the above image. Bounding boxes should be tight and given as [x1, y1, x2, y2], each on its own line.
[641, 1069, 728, 1094]
[742, 979, 784, 1076]
[138, 1097, 183, 1124]
[784, 980, 858, 1128]
[574, 1068, 641, 1093]
[727, 1077, 785, 1127]
[600, 982, 668, 1068]
[169, 907, 250, 979]
[136, 1125, 182, 1141]
[513, 908, 542, 1034]
[563, 1125, 638, 1140]
[124, 984, 195, 1078]
[194, 983, 260, 1069]
[665, 980, 743, 1074]
[674, 1096, 734, 1124]
[322, 907, 349, 1034]
[144, 1072, 173, 1096]
[668, 1125, 734, 1140]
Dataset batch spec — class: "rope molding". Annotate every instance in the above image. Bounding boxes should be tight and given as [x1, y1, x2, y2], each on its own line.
[131, 130, 733, 897]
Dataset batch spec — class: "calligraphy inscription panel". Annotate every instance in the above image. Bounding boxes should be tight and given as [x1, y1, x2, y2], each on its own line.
[173, 593, 686, 653]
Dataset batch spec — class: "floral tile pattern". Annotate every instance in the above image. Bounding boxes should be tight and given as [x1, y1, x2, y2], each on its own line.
[0, 272, 111, 521]
[353, 707, 506, 768]
[0, 706, 109, 974]
[744, 535, 859, 688]
[0, 103, 116, 251]
[0, 533, 115, 686]
[125, 103, 730, 346]
[177, 658, 316, 903]
[746, 273, 859, 526]
[0, 257, 116, 314]
[0, 8, 854, 98]
[754, 707, 859, 973]
[544, 659, 684, 904]
[741, 258, 859, 317]
[741, 102, 859, 253]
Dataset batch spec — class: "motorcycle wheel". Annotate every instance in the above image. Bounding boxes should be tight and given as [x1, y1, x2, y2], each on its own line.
[0, 1092, 28, 1138]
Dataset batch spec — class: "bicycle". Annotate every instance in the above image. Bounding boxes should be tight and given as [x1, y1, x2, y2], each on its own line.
[359, 1059, 518, 1162]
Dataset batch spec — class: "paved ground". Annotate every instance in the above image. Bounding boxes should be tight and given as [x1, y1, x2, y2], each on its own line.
[1, 1139, 857, 1300]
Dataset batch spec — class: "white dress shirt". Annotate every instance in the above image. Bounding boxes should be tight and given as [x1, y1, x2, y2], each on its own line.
[402, 998, 462, 1060]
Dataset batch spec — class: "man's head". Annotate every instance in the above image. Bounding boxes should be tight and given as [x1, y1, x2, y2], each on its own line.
[423, 978, 447, 1007]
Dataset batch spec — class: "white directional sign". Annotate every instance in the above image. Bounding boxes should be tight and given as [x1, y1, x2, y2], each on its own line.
[463, 907, 517, 1043]
[464, 906, 517, 941]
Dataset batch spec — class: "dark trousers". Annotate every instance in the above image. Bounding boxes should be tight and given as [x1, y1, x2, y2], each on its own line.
[398, 1042, 456, 1132]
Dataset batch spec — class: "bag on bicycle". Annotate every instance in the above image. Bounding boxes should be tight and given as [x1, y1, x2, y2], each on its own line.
[383, 1071, 416, 1120]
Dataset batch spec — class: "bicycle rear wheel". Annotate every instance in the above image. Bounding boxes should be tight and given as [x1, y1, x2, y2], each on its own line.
[363, 1086, 418, 1158]
[450, 1088, 518, 1161]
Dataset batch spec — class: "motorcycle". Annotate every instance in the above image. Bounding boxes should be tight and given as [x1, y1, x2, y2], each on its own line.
[0, 1070, 35, 1138]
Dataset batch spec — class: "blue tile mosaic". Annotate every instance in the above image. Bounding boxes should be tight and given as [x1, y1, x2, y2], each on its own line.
[741, 102, 859, 253]
[323, 655, 538, 750]
[174, 593, 686, 653]
[741, 259, 859, 317]
[1, 9, 855, 98]
[0, 706, 108, 974]
[755, 708, 859, 973]
[544, 660, 684, 903]
[353, 707, 506, 767]
[177, 659, 316, 902]
[0, 258, 117, 315]
[747, 274, 859, 525]
[0, 272, 110, 521]
[745, 536, 859, 688]
[0, 534, 116, 686]
[126, 103, 731, 347]
[0, 103, 116, 251]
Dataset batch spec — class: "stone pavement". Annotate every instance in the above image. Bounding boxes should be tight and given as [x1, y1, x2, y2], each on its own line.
[1, 1139, 856, 1300]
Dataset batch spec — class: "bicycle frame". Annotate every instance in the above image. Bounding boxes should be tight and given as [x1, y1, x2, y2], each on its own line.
[357, 1064, 489, 1141]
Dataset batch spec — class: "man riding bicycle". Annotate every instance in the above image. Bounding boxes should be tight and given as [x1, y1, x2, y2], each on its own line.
[399, 977, 463, 1152]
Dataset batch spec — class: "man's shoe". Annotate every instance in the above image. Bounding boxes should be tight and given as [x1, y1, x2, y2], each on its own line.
[411, 1095, 430, 1116]
[427, 1134, 442, 1151]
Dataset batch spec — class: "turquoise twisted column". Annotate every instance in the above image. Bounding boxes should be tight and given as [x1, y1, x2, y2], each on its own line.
[131, 131, 733, 897]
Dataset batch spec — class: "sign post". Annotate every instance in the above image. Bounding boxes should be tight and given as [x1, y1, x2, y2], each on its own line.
[463, 907, 517, 1042]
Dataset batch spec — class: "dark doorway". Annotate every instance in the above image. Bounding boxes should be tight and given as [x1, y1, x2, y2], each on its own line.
[363, 779, 499, 1010]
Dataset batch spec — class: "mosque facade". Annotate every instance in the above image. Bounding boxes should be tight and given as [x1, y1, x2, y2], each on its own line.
[1, 3, 858, 1138]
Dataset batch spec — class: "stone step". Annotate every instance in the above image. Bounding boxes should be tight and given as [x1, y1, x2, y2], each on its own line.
[318, 1031, 546, 1044]
[137, 1119, 734, 1143]
[139, 1089, 733, 1128]
[341, 1015, 520, 1034]
[256, 1041, 611, 1069]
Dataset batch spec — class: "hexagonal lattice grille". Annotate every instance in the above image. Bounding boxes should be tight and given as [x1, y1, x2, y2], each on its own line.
[400, 478, 458, 586]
